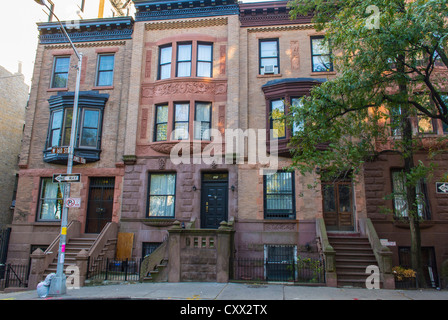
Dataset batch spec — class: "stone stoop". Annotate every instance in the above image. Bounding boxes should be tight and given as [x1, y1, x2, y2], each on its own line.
[328, 233, 381, 288]
[43, 234, 98, 278]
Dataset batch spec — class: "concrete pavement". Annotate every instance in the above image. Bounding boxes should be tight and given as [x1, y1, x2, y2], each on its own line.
[1, 281, 448, 300]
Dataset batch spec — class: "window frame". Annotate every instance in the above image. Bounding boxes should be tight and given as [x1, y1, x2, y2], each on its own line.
[391, 169, 431, 220]
[154, 104, 169, 142]
[196, 42, 213, 78]
[173, 102, 190, 140]
[176, 42, 193, 78]
[95, 54, 115, 87]
[259, 38, 280, 75]
[37, 177, 64, 222]
[263, 171, 296, 220]
[51, 56, 71, 89]
[158, 44, 172, 80]
[146, 173, 177, 219]
[270, 99, 286, 140]
[310, 36, 334, 73]
[194, 102, 212, 140]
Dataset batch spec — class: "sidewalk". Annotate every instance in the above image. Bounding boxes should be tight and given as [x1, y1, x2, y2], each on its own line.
[1, 282, 448, 300]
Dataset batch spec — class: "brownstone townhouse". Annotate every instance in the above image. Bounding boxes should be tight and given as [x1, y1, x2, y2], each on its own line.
[3, 0, 448, 291]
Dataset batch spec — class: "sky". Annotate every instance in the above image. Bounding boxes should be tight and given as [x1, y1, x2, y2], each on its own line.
[0, 0, 271, 86]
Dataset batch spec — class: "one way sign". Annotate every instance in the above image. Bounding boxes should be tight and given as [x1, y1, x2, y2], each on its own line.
[436, 182, 448, 194]
[53, 173, 81, 183]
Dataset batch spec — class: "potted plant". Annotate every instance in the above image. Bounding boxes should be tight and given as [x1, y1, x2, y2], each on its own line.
[393, 266, 417, 289]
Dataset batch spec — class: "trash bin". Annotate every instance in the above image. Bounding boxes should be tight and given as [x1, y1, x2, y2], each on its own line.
[36, 273, 56, 298]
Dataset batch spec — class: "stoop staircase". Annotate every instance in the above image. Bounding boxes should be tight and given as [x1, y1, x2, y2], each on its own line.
[328, 233, 380, 288]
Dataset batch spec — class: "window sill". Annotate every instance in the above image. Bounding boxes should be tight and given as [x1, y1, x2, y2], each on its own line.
[47, 87, 69, 92]
[257, 74, 282, 78]
[310, 71, 336, 76]
[92, 86, 114, 90]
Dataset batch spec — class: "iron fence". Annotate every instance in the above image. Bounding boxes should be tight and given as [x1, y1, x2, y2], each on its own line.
[0, 263, 29, 288]
[87, 257, 143, 282]
[231, 256, 325, 284]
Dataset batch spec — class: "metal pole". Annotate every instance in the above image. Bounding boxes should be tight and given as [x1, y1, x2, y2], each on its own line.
[36, 1, 83, 297]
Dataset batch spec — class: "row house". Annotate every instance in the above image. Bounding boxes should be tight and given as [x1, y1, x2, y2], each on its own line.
[6, 0, 448, 289]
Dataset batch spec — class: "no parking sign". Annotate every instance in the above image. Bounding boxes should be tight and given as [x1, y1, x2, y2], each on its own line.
[65, 198, 81, 208]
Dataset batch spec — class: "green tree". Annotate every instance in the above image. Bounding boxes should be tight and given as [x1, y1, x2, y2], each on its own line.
[287, 0, 448, 287]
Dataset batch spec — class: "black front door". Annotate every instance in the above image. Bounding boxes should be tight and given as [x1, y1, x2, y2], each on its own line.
[86, 177, 115, 233]
[201, 175, 228, 229]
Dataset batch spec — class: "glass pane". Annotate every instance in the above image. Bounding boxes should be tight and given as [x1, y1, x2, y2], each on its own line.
[271, 100, 285, 139]
[160, 46, 172, 64]
[322, 185, 336, 212]
[97, 71, 113, 86]
[55, 57, 70, 73]
[160, 64, 171, 79]
[175, 104, 189, 122]
[173, 122, 189, 140]
[51, 110, 63, 129]
[62, 108, 73, 146]
[196, 103, 210, 122]
[150, 174, 176, 195]
[392, 171, 408, 217]
[39, 179, 64, 221]
[261, 57, 278, 67]
[149, 195, 175, 217]
[83, 109, 99, 128]
[156, 105, 168, 123]
[177, 44, 192, 61]
[260, 41, 278, 58]
[266, 194, 292, 210]
[197, 62, 212, 77]
[338, 184, 351, 212]
[266, 172, 292, 193]
[156, 123, 167, 141]
[177, 61, 191, 77]
[198, 44, 212, 61]
[81, 128, 98, 147]
[194, 121, 210, 140]
[418, 116, 434, 133]
[52, 73, 68, 88]
[50, 129, 60, 147]
[312, 38, 329, 55]
[312, 56, 332, 72]
[99, 55, 114, 71]
[291, 98, 304, 133]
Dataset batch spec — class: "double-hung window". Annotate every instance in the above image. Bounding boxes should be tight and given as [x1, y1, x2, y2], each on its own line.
[154, 104, 169, 141]
[264, 171, 295, 219]
[51, 56, 70, 88]
[158, 45, 172, 80]
[37, 178, 64, 221]
[259, 39, 279, 75]
[194, 102, 212, 140]
[391, 170, 431, 220]
[290, 97, 305, 134]
[96, 54, 115, 87]
[270, 99, 286, 139]
[311, 36, 333, 72]
[197, 43, 213, 77]
[176, 43, 192, 77]
[147, 173, 176, 218]
[173, 103, 190, 140]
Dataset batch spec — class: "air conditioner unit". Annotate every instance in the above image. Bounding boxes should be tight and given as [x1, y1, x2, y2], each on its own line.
[263, 65, 275, 74]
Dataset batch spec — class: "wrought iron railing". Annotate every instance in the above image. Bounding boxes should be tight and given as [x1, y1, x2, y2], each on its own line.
[87, 257, 143, 282]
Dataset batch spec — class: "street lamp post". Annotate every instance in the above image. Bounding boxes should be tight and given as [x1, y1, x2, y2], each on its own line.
[34, 0, 83, 296]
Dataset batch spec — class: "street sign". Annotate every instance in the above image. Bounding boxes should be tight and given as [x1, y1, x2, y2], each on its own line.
[53, 173, 81, 183]
[436, 182, 448, 194]
[73, 155, 86, 164]
[51, 147, 69, 154]
[65, 198, 81, 208]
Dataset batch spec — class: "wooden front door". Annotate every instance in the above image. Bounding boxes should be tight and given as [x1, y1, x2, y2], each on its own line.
[201, 173, 228, 229]
[322, 182, 354, 231]
[86, 177, 115, 233]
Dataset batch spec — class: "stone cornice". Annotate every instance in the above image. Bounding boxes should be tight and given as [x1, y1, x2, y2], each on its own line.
[247, 24, 315, 33]
[37, 17, 134, 44]
[134, 0, 239, 21]
[43, 40, 127, 50]
[145, 17, 228, 30]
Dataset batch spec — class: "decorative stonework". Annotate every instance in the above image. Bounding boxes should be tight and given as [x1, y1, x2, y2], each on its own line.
[264, 223, 297, 231]
[141, 80, 227, 100]
[145, 17, 228, 30]
[290, 41, 300, 70]
[149, 141, 211, 154]
[247, 24, 314, 33]
[44, 41, 126, 50]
